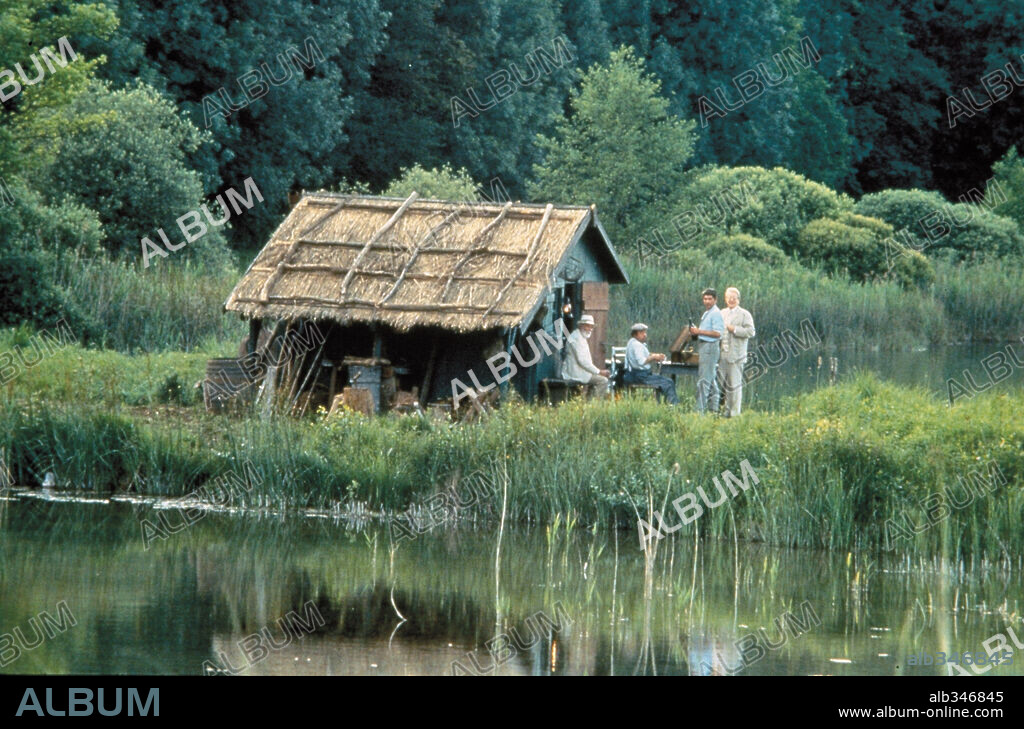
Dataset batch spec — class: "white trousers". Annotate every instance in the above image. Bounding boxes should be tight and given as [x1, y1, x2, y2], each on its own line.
[718, 360, 745, 416]
[570, 373, 609, 397]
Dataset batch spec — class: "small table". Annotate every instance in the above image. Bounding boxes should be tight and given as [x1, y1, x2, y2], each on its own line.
[655, 361, 696, 386]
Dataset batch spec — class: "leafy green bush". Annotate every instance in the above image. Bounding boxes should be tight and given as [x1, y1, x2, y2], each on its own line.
[794, 213, 935, 288]
[675, 165, 853, 253]
[0, 184, 103, 333]
[382, 163, 480, 201]
[796, 218, 884, 281]
[988, 145, 1024, 229]
[46, 81, 231, 268]
[942, 206, 1024, 260]
[836, 212, 890, 238]
[837, 212, 935, 287]
[853, 189, 945, 251]
[0, 247, 78, 330]
[854, 188, 1024, 262]
[155, 373, 197, 406]
[887, 247, 936, 288]
[703, 233, 788, 266]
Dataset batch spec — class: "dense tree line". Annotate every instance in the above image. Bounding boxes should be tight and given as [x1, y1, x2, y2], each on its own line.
[81, 0, 1024, 241]
[2, 0, 1024, 334]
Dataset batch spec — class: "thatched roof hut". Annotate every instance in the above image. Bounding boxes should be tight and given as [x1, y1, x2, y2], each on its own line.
[221, 191, 628, 411]
[225, 191, 627, 331]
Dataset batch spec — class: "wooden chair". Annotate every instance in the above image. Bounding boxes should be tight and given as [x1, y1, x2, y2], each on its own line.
[540, 378, 586, 405]
[608, 346, 657, 399]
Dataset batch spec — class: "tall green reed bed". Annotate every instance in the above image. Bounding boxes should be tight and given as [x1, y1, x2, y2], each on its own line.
[932, 259, 1024, 342]
[51, 251, 246, 352]
[613, 253, 1024, 351]
[613, 254, 948, 351]
[2, 375, 1021, 564]
[40, 248, 1020, 357]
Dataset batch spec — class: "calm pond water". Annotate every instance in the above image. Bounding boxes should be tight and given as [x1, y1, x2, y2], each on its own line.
[1, 498, 1021, 676]
[669, 341, 1024, 410]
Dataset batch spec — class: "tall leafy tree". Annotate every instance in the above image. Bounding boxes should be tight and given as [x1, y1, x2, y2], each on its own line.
[346, 0, 575, 198]
[343, 0, 479, 190]
[93, 0, 389, 244]
[0, 0, 117, 181]
[529, 47, 698, 250]
[602, 0, 852, 189]
[46, 81, 231, 266]
[599, 0, 656, 57]
[0, 0, 115, 332]
[776, 0, 852, 189]
[799, 0, 947, 193]
[915, 0, 1024, 198]
[465, 0, 577, 189]
[561, 0, 612, 69]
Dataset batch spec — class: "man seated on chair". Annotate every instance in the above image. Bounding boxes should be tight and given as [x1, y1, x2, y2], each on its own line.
[623, 323, 678, 405]
[561, 314, 610, 397]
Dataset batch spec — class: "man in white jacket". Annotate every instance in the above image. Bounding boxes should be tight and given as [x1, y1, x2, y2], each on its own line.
[560, 314, 610, 397]
[719, 287, 756, 416]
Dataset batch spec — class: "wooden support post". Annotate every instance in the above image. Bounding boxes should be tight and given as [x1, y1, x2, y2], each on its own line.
[248, 319, 262, 356]
[420, 337, 439, 404]
[372, 327, 383, 360]
[466, 389, 488, 421]
[328, 364, 339, 407]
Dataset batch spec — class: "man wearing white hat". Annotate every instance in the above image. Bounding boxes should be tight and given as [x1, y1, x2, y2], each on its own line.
[623, 323, 678, 405]
[561, 314, 611, 397]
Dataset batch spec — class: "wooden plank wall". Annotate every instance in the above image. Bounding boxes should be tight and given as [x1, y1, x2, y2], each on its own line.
[581, 281, 610, 367]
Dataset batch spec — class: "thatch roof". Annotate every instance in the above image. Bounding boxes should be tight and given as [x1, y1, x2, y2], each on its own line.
[224, 192, 628, 333]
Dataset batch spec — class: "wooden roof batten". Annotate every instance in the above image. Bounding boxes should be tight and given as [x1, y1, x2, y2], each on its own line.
[376, 206, 464, 308]
[250, 296, 524, 316]
[440, 201, 513, 303]
[245, 266, 539, 288]
[338, 191, 419, 302]
[482, 203, 553, 319]
[258, 198, 352, 303]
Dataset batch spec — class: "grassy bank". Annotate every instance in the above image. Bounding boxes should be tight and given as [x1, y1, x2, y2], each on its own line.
[2, 376, 1021, 564]
[0, 330, 212, 408]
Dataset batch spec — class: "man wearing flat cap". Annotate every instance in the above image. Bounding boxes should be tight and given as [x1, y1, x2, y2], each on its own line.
[623, 323, 678, 405]
[561, 314, 610, 397]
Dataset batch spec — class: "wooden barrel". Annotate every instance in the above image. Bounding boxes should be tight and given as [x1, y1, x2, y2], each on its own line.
[203, 358, 258, 413]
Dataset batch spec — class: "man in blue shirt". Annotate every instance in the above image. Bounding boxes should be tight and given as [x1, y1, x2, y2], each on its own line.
[624, 323, 678, 405]
[689, 288, 724, 414]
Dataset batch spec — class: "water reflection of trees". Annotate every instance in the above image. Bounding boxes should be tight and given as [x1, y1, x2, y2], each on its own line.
[2, 500, 1022, 675]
